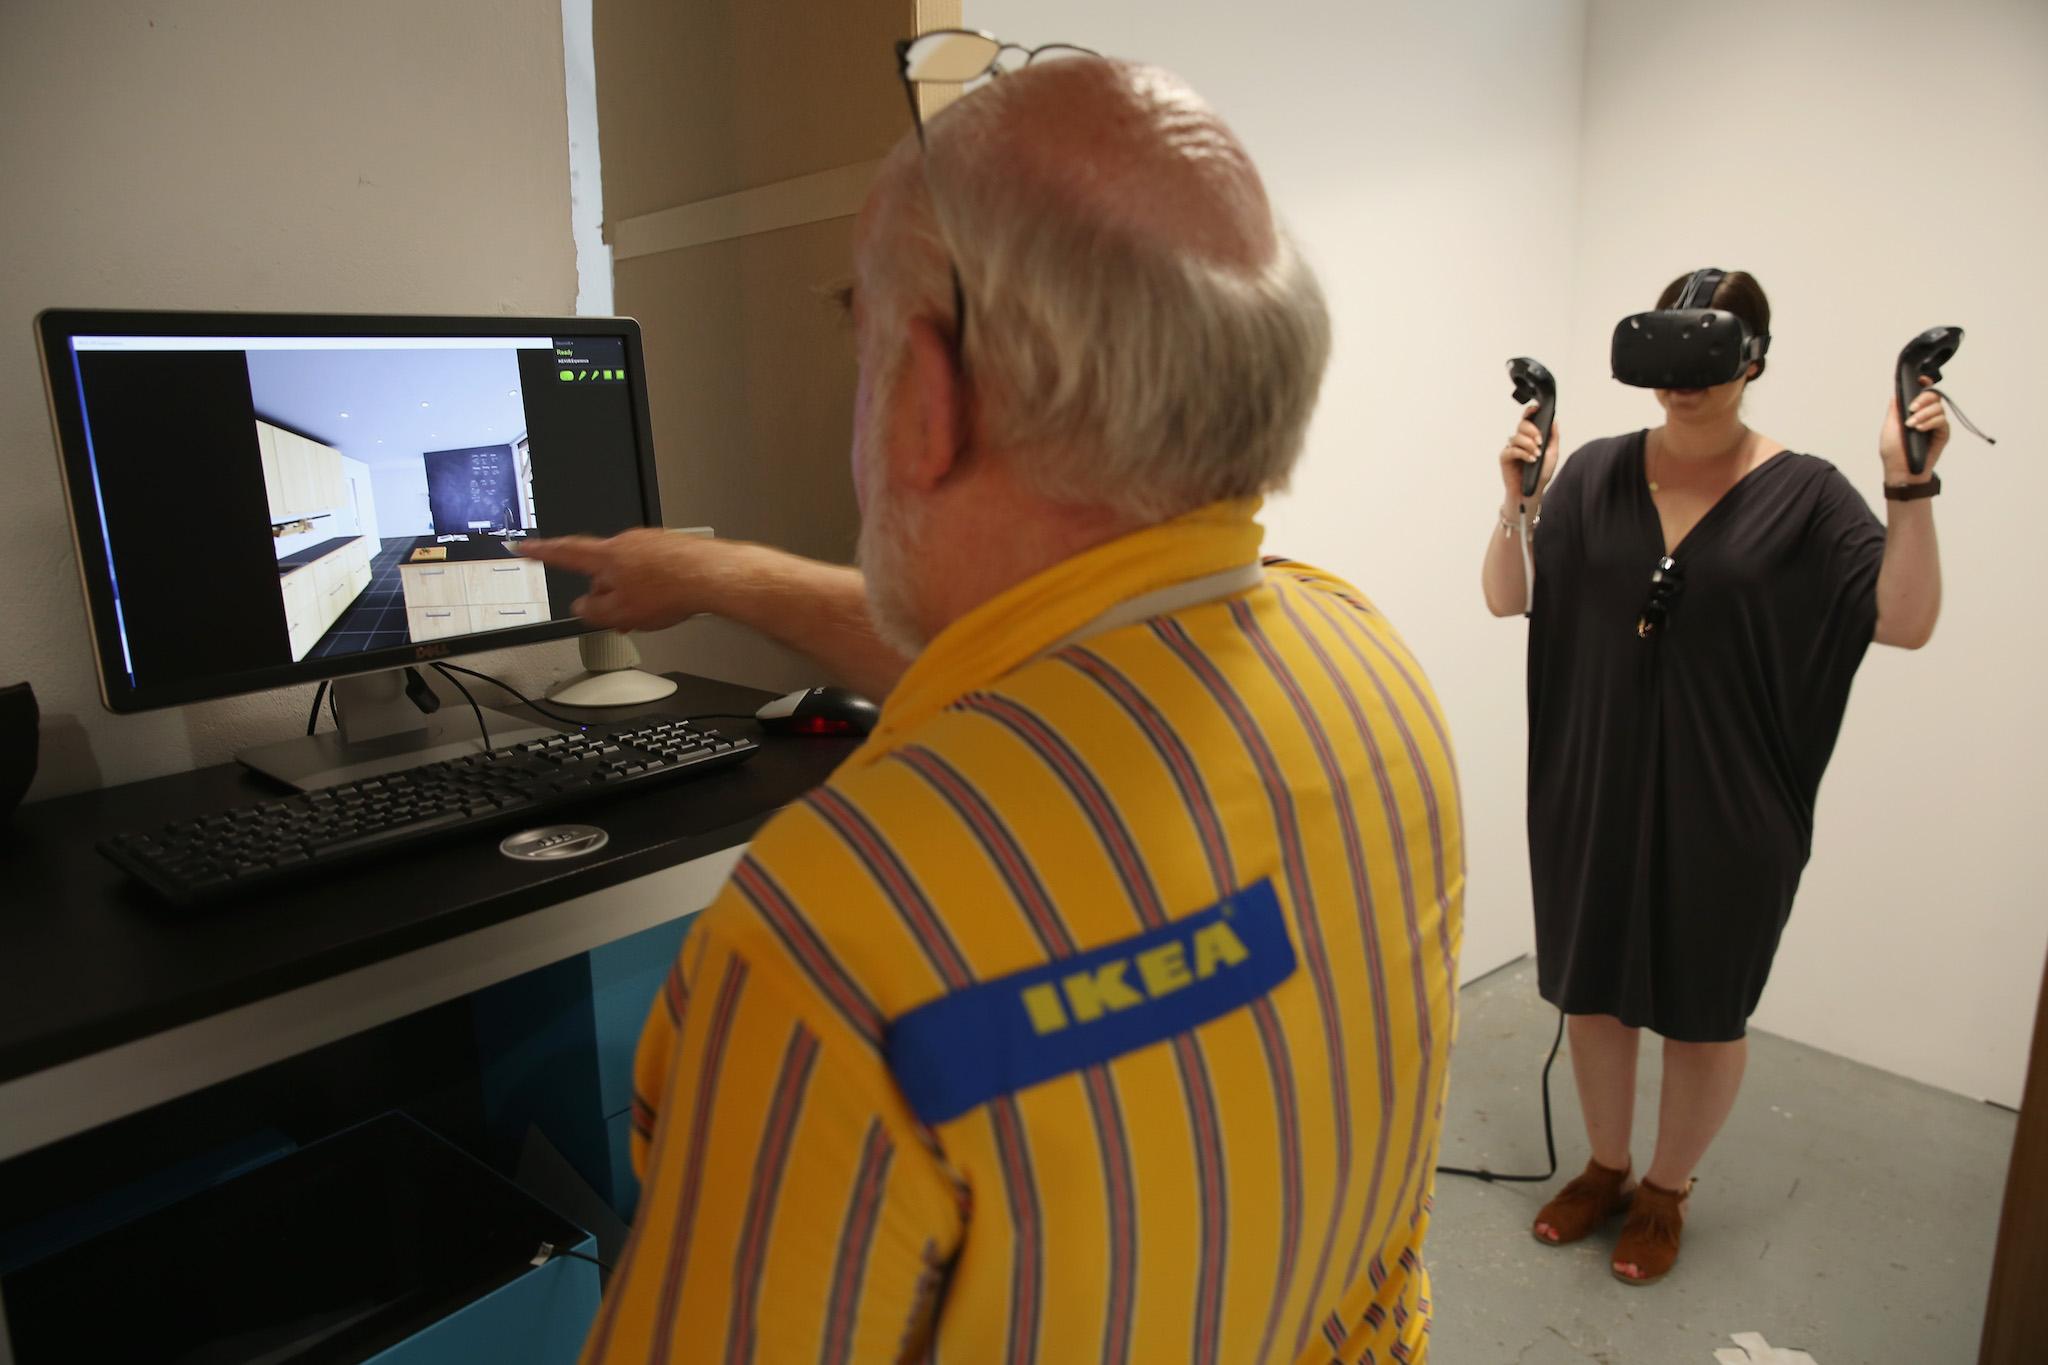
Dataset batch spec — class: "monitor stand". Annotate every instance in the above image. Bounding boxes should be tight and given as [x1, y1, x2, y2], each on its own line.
[237, 668, 561, 793]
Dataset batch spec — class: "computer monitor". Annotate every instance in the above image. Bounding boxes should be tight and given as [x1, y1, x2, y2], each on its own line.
[36, 310, 664, 785]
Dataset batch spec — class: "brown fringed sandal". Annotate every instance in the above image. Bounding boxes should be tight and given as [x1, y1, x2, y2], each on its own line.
[1610, 1177, 1694, 1285]
[1531, 1157, 1635, 1246]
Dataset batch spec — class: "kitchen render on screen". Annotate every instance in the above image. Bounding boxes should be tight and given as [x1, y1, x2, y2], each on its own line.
[247, 345, 550, 662]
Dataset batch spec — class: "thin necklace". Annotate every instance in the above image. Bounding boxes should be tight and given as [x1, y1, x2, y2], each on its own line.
[1648, 426, 1749, 493]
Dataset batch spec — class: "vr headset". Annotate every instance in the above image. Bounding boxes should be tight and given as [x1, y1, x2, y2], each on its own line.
[1611, 267, 1770, 390]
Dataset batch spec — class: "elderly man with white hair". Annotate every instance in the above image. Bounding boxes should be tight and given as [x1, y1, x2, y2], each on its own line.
[535, 39, 1462, 1365]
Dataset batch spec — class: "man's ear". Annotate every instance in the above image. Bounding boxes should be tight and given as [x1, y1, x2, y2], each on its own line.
[896, 315, 969, 492]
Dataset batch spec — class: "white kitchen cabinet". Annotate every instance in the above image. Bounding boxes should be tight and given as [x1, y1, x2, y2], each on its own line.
[313, 552, 347, 601]
[464, 559, 546, 605]
[277, 533, 371, 661]
[281, 568, 318, 660]
[283, 431, 321, 517]
[257, 424, 286, 523]
[315, 438, 343, 512]
[312, 557, 354, 624]
[407, 605, 467, 640]
[343, 539, 372, 596]
[400, 564, 464, 608]
[467, 603, 547, 634]
[260, 424, 348, 519]
[397, 550, 550, 642]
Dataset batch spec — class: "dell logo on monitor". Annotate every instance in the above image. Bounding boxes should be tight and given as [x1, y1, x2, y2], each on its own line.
[414, 643, 451, 660]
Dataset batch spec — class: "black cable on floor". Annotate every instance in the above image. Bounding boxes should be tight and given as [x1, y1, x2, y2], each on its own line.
[1435, 1007, 1565, 1185]
[328, 683, 339, 730]
[306, 681, 329, 736]
[432, 664, 491, 752]
[432, 661, 591, 730]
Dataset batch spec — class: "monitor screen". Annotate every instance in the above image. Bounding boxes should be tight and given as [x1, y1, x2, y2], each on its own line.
[37, 312, 661, 713]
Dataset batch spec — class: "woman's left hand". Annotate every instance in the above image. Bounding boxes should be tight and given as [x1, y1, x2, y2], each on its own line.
[1879, 377, 1951, 483]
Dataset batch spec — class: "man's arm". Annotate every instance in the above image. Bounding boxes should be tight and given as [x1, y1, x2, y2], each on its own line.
[585, 905, 961, 1364]
[519, 531, 913, 699]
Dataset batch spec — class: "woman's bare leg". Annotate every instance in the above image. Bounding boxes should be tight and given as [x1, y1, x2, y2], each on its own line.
[1569, 1012, 1641, 1170]
[1533, 1013, 1641, 1242]
[1644, 1036, 1746, 1189]
[1612, 1035, 1747, 1280]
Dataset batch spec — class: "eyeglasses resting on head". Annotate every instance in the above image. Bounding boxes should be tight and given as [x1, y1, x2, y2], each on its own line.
[890, 29, 1102, 348]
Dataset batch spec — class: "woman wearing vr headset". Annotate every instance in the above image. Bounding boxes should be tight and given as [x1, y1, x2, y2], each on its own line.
[1479, 269, 1950, 1286]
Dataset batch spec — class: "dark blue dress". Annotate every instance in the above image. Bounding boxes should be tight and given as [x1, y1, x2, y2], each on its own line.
[1526, 430, 1887, 1042]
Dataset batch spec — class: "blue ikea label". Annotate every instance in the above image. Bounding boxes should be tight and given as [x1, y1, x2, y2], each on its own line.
[885, 879, 1296, 1126]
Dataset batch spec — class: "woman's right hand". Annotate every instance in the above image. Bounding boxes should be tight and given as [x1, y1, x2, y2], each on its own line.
[1499, 403, 1562, 506]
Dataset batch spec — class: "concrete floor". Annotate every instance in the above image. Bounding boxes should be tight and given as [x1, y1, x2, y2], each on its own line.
[1428, 961, 2016, 1365]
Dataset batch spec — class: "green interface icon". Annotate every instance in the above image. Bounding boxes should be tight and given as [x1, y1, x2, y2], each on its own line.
[559, 369, 574, 381]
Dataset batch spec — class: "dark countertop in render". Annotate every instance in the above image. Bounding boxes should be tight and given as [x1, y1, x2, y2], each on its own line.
[0, 674, 859, 1085]
[277, 535, 366, 576]
[395, 535, 529, 567]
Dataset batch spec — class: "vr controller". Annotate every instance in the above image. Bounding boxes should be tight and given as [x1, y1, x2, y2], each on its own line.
[1507, 357, 1556, 500]
[1897, 327, 1964, 476]
[1610, 267, 1769, 391]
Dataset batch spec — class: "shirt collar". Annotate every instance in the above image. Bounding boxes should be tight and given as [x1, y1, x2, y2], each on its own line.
[848, 497, 1267, 767]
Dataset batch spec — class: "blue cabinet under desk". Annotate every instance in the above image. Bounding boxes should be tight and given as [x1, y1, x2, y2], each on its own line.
[366, 1249, 600, 1365]
[589, 914, 696, 1126]
[472, 911, 697, 1223]
[3, 1114, 601, 1365]
[2, 923, 695, 1364]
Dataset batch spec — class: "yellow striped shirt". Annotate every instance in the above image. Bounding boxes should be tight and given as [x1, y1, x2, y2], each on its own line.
[584, 499, 1464, 1364]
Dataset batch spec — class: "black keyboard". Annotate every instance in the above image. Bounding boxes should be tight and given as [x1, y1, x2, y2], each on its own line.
[101, 718, 758, 908]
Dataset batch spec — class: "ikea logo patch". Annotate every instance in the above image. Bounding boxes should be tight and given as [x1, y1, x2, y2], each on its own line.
[1018, 918, 1253, 1034]
[885, 879, 1296, 1126]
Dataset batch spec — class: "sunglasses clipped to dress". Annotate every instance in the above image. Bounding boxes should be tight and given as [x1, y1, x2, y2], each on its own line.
[1637, 556, 1684, 640]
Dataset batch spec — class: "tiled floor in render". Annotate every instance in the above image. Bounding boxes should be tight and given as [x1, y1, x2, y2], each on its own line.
[308, 541, 415, 658]
[1428, 961, 2015, 1365]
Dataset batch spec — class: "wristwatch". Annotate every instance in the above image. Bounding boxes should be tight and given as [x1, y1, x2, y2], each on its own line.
[1884, 473, 1941, 501]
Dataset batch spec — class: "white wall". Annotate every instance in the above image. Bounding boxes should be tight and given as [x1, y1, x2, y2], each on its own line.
[560, 0, 616, 316]
[1570, 0, 2047, 1106]
[0, 1, 583, 800]
[373, 461, 437, 540]
[345, 457, 382, 547]
[970, 0, 1593, 984]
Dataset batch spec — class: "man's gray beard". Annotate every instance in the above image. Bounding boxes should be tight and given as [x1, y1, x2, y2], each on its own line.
[853, 384, 931, 659]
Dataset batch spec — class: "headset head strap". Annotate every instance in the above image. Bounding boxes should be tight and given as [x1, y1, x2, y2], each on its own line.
[1674, 267, 1726, 310]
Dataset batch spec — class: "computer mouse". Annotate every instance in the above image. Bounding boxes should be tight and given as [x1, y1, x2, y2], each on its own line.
[754, 686, 880, 737]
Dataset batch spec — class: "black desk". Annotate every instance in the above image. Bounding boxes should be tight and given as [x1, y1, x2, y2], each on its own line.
[0, 674, 857, 1162]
